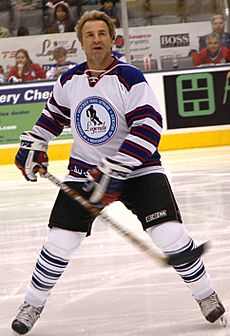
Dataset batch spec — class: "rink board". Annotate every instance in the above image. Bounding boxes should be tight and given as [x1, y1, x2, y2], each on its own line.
[1, 128, 229, 165]
[0, 65, 229, 165]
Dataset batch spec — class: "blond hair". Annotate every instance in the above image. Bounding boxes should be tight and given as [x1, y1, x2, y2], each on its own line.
[75, 10, 116, 44]
[211, 14, 225, 24]
[205, 32, 221, 43]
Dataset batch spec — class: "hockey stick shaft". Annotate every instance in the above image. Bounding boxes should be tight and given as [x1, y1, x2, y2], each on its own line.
[38, 168, 209, 266]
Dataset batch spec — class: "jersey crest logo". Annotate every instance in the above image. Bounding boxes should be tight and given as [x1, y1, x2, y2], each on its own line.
[86, 105, 103, 126]
[75, 97, 117, 145]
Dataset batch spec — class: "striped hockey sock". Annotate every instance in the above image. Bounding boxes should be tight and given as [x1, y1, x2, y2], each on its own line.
[167, 239, 206, 282]
[25, 246, 70, 307]
[31, 246, 69, 292]
[147, 222, 214, 299]
[169, 239, 213, 300]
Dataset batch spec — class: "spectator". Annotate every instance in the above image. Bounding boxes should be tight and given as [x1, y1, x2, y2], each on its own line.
[194, 32, 230, 66]
[0, 0, 13, 11]
[188, 49, 198, 62]
[12, 0, 42, 11]
[6, 48, 46, 83]
[17, 25, 30, 35]
[0, 66, 5, 83]
[0, 0, 14, 34]
[0, 26, 11, 37]
[46, 46, 77, 79]
[99, 0, 120, 27]
[199, 14, 230, 50]
[46, 1, 75, 33]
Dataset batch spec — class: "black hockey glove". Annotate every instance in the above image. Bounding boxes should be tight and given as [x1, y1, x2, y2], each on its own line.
[15, 131, 49, 182]
[84, 157, 132, 208]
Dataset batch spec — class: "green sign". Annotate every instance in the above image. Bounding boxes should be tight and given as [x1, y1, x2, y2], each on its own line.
[0, 102, 44, 144]
[0, 82, 72, 145]
[164, 69, 230, 129]
[176, 73, 215, 117]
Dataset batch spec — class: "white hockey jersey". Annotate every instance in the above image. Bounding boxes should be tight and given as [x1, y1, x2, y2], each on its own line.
[32, 58, 164, 181]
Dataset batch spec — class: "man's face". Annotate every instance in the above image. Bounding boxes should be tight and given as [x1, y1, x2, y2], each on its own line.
[81, 20, 113, 64]
[212, 18, 225, 33]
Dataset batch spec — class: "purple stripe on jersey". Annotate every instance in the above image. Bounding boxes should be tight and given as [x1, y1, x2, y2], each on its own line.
[68, 157, 95, 178]
[107, 58, 120, 69]
[126, 105, 162, 128]
[45, 104, 70, 126]
[36, 114, 63, 136]
[131, 125, 160, 147]
[49, 96, 70, 117]
[133, 157, 161, 169]
[108, 64, 147, 91]
[112, 71, 132, 91]
[120, 139, 152, 163]
[60, 63, 85, 86]
[69, 171, 85, 178]
[61, 72, 77, 86]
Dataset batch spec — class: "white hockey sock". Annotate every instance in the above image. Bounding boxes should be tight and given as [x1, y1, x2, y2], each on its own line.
[25, 228, 86, 307]
[147, 222, 214, 300]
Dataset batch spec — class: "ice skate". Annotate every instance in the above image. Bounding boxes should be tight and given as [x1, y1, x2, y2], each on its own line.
[197, 292, 227, 326]
[11, 302, 44, 335]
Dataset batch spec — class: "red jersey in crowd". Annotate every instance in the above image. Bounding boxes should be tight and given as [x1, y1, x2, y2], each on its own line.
[193, 47, 230, 66]
[6, 64, 46, 83]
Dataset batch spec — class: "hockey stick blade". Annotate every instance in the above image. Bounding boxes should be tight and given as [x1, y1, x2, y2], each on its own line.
[165, 242, 209, 266]
[38, 167, 209, 266]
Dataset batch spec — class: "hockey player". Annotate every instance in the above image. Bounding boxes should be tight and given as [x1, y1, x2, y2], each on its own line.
[12, 10, 226, 335]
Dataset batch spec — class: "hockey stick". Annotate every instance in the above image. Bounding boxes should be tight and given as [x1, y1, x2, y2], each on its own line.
[38, 167, 209, 266]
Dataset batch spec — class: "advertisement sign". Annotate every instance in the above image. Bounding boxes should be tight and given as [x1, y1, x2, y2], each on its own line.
[163, 68, 230, 129]
[1, 67, 229, 147]
[0, 81, 72, 145]
[114, 22, 210, 67]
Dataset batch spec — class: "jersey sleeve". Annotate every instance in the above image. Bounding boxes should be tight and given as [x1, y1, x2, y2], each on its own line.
[112, 71, 162, 168]
[32, 76, 71, 142]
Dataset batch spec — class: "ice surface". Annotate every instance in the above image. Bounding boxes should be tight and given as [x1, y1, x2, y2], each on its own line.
[0, 146, 230, 336]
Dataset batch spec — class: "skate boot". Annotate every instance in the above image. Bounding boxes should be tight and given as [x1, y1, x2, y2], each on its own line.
[196, 292, 226, 324]
[11, 302, 44, 335]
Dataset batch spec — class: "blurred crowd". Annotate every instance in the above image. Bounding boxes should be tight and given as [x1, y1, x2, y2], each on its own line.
[1, 46, 78, 84]
[0, 0, 121, 38]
